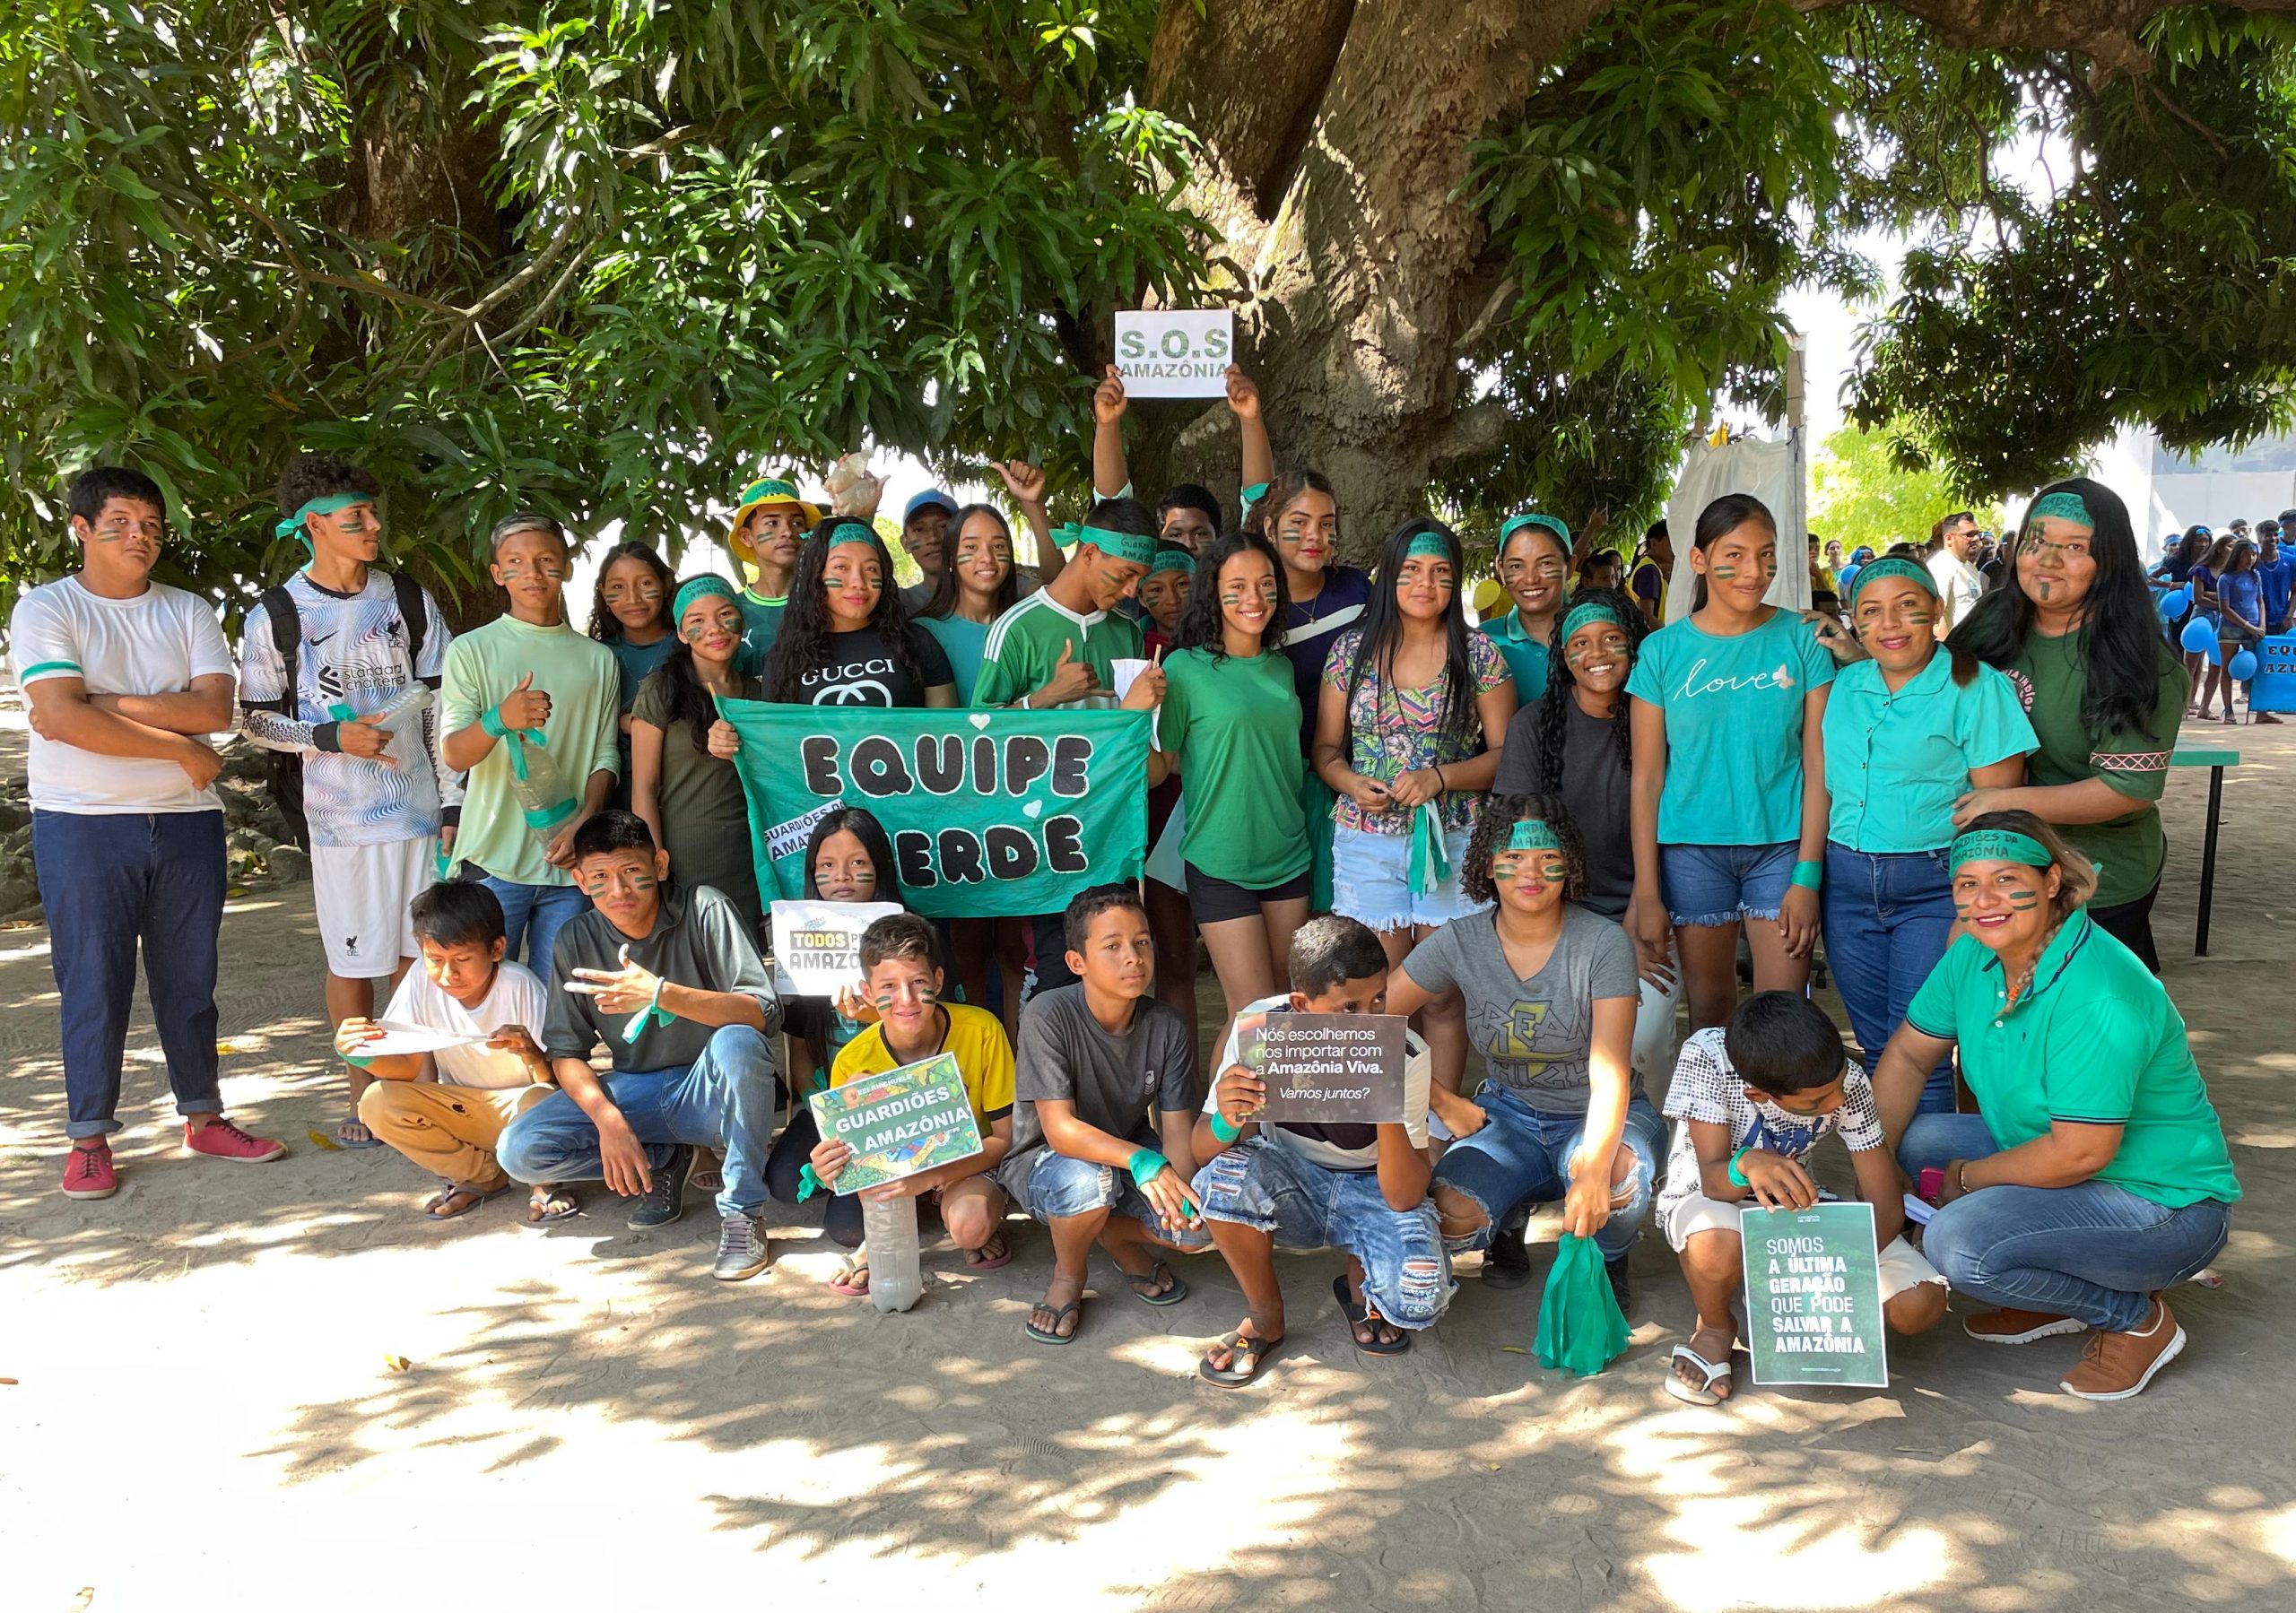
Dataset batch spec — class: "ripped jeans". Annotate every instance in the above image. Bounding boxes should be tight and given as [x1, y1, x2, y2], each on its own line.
[1193, 1136, 1455, 1329]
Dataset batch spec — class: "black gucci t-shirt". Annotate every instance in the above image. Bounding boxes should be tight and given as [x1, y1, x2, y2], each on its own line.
[790, 624, 954, 707]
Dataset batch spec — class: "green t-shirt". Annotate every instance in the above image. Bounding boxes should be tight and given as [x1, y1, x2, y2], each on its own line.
[1158, 647, 1309, 887]
[738, 591, 787, 668]
[1822, 655, 2036, 853]
[1907, 914, 2239, 1209]
[917, 611, 991, 706]
[1478, 610, 1550, 706]
[972, 592, 1143, 710]
[439, 615, 622, 888]
[1624, 608, 1837, 846]
[2000, 629, 2187, 908]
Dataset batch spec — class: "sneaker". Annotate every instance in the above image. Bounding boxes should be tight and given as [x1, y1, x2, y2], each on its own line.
[626, 1144, 691, 1229]
[182, 1118, 286, 1163]
[1964, 1307, 2087, 1345]
[62, 1141, 118, 1200]
[1483, 1206, 1534, 1290]
[2060, 1297, 2186, 1401]
[711, 1210, 771, 1281]
[1605, 1254, 1632, 1314]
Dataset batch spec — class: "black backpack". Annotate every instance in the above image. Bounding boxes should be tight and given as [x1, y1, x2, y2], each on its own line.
[256, 571, 430, 850]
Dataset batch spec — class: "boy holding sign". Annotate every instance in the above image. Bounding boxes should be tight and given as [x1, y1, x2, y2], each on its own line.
[1190, 915, 1448, 1387]
[1657, 993, 1946, 1405]
[806, 915, 1017, 1295]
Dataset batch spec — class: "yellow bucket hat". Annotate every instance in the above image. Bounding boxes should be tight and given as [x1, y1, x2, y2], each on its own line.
[726, 476, 822, 568]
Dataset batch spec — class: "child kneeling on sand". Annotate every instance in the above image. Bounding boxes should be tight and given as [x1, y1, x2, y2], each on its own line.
[806, 913, 1017, 1295]
[1659, 991, 1947, 1405]
[1191, 914, 1451, 1386]
[340, 881, 573, 1223]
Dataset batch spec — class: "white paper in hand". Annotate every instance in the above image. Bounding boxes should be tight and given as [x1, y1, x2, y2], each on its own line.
[770, 899, 905, 997]
[360, 1022, 490, 1058]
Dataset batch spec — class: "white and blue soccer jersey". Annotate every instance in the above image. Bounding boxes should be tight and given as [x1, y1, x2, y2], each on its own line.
[239, 570, 459, 847]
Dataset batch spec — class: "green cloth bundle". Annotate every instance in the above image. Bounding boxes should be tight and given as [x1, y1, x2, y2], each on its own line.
[1535, 1233, 1630, 1376]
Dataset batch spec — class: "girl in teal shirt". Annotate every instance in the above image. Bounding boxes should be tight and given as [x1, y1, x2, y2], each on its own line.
[1627, 494, 1835, 1031]
[1820, 557, 2034, 1111]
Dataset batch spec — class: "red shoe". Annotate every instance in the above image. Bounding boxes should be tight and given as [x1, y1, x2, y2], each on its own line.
[62, 1141, 118, 1200]
[183, 1118, 286, 1163]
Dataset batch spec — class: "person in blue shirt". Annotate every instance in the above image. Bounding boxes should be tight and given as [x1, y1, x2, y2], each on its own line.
[587, 541, 678, 810]
[1819, 556, 2036, 1111]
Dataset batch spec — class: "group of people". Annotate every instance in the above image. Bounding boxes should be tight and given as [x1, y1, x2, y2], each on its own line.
[10, 382, 2240, 1407]
[2152, 515, 2293, 724]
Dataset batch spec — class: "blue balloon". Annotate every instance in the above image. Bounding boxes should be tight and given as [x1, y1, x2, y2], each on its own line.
[2180, 618, 2218, 654]
[2169, 587, 2193, 615]
[2158, 594, 2180, 620]
[2231, 648, 2260, 681]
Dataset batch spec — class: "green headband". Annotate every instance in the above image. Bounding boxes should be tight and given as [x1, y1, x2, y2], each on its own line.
[1846, 555, 1936, 608]
[1505, 820, 1562, 853]
[1148, 549, 1197, 577]
[818, 516, 876, 546]
[1405, 532, 1454, 562]
[1561, 601, 1626, 640]
[274, 492, 367, 552]
[1950, 829, 2052, 872]
[674, 574, 739, 622]
[1076, 523, 1159, 567]
[2026, 491, 2095, 532]
[739, 477, 802, 507]
[1500, 512, 1570, 549]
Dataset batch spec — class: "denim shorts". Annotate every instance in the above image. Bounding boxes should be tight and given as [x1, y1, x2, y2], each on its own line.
[1431, 1084, 1666, 1262]
[1193, 1137, 1455, 1329]
[1658, 841, 1797, 928]
[1331, 822, 1491, 933]
[1009, 1147, 1211, 1248]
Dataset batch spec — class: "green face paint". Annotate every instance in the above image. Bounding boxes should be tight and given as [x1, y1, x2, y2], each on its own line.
[1711, 565, 1737, 580]
[631, 873, 657, 890]
[2006, 890, 2040, 910]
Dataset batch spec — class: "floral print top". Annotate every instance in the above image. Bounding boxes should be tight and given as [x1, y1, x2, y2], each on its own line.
[1321, 627, 1509, 836]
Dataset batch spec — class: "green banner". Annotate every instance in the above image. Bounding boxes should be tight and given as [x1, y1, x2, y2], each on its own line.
[719, 700, 1151, 919]
[1739, 1201, 1890, 1388]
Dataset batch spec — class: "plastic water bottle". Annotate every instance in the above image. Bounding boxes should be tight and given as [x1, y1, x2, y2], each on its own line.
[499, 725, 578, 849]
[860, 1193, 924, 1314]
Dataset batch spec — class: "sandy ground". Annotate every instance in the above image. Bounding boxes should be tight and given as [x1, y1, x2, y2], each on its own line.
[3, 710, 2293, 1613]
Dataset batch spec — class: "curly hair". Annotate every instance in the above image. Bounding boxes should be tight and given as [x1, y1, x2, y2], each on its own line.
[1532, 585, 1647, 793]
[1172, 534, 1290, 661]
[764, 517, 929, 704]
[587, 540, 677, 642]
[1458, 793, 1590, 907]
[276, 452, 380, 516]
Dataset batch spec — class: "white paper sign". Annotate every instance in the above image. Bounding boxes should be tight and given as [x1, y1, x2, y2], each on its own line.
[1113, 309, 1234, 398]
[358, 1022, 491, 1058]
[770, 900, 906, 997]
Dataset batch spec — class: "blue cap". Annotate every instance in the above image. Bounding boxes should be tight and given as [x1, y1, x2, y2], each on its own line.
[904, 489, 957, 522]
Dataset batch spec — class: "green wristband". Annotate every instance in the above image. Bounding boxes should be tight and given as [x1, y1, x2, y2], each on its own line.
[1728, 1148, 1752, 1188]
[344, 1054, 374, 1070]
[480, 705, 512, 740]
[1127, 1149, 1169, 1184]
[1791, 860, 1823, 891]
[1209, 1112, 1243, 1144]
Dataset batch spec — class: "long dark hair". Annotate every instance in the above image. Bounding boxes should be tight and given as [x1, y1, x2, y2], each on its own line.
[1173, 534, 1290, 662]
[764, 517, 928, 704]
[1251, 468, 1336, 548]
[1958, 476, 2170, 735]
[801, 806, 907, 907]
[920, 503, 1020, 620]
[587, 540, 676, 641]
[1340, 516, 1481, 751]
[1688, 493, 1778, 614]
[1534, 585, 1646, 790]
[653, 575, 745, 752]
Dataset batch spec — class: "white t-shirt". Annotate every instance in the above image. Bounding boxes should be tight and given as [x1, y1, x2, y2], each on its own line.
[381, 959, 550, 1090]
[1927, 549, 1985, 632]
[10, 577, 235, 812]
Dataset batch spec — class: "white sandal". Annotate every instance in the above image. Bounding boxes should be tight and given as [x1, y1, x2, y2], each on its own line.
[1666, 1340, 1735, 1406]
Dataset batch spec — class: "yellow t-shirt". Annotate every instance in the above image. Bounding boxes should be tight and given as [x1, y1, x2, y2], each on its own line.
[830, 1002, 1016, 1132]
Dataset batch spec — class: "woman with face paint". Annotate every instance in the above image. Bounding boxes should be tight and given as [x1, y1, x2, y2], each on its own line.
[1161, 536, 1309, 1052]
[1819, 559, 2035, 1113]
[1952, 480, 2189, 972]
[628, 575, 766, 941]
[1480, 513, 1573, 705]
[1874, 812, 2238, 1401]
[763, 517, 958, 708]
[1627, 494, 1838, 1033]
[1316, 518, 1518, 1097]
[1385, 797, 1652, 1310]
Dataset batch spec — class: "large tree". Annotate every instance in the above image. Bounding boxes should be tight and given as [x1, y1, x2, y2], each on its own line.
[4, 0, 2295, 619]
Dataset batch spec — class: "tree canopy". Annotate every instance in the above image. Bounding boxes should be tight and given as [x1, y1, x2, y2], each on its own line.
[5, 0, 2295, 621]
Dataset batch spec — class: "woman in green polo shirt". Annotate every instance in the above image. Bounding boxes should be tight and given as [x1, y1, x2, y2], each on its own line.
[1821, 557, 2035, 1113]
[1953, 479, 2189, 973]
[1479, 512, 1573, 704]
[1161, 536, 1309, 1046]
[1874, 812, 2238, 1401]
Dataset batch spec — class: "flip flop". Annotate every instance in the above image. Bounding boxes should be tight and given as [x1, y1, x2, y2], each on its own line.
[1120, 1260, 1189, 1306]
[963, 1232, 1015, 1271]
[1666, 1341, 1735, 1406]
[424, 1178, 512, 1219]
[1024, 1298, 1084, 1346]
[1333, 1273, 1411, 1355]
[524, 1185, 580, 1226]
[1198, 1328, 1287, 1389]
[829, 1256, 872, 1296]
[335, 1115, 383, 1150]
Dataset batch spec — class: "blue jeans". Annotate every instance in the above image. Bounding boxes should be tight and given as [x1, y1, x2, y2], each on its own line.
[1900, 1114, 2232, 1332]
[1011, 1146, 1212, 1249]
[497, 1025, 779, 1218]
[1659, 842, 1796, 927]
[478, 875, 587, 978]
[1194, 1137, 1454, 1328]
[1823, 843, 1956, 1113]
[33, 810, 226, 1140]
[1431, 1085, 1665, 1261]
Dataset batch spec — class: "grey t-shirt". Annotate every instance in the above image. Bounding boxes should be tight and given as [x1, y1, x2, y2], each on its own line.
[1492, 698, 1634, 920]
[1001, 984, 1197, 1200]
[541, 881, 782, 1073]
[1398, 904, 1640, 1112]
